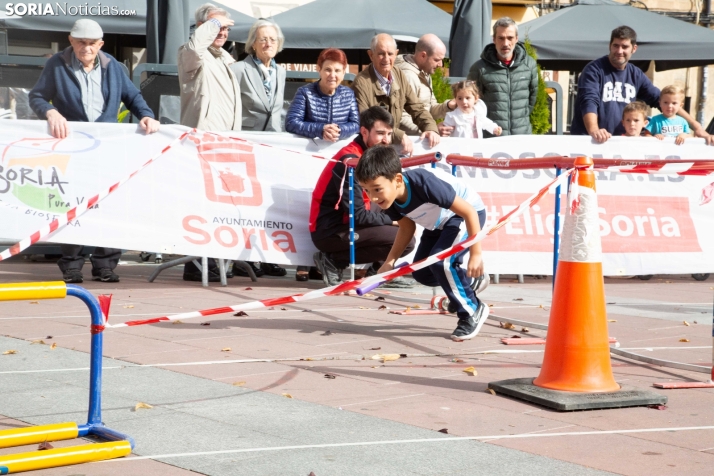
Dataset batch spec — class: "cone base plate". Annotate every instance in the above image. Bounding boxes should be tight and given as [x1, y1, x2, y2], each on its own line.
[488, 378, 667, 411]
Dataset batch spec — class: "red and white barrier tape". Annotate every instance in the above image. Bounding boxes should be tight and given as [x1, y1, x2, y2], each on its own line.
[109, 169, 574, 328]
[0, 130, 192, 261]
[596, 162, 714, 176]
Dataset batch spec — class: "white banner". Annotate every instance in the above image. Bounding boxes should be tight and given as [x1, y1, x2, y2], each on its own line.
[1, 120, 713, 275]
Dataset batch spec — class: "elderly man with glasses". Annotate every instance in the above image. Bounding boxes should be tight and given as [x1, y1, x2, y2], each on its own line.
[178, 3, 242, 282]
[178, 2, 241, 132]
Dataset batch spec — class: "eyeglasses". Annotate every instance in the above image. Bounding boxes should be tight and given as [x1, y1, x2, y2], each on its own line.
[256, 37, 277, 44]
[219, 27, 231, 32]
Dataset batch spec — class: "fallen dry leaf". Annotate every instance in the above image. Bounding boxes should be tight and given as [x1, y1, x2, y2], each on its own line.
[405, 306, 411, 312]
[513, 298, 524, 301]
[363, 293, 374, 297]
[3, 350, 17, 355]
[665, 281, 672, 284]
[683, 321, 690, 326]
[234, 311, 248, 317]
[45, 335, 53, 339]
[134, 402, 153, 411]
[488, 304, 494, 307]
[500, 322, 515, 330]
[29, 301, 39, 304]
[321, 330, 333, 336]
[38, 441, 54, 451]
[221, 347, 232, 352]
[358, 306, 369, 310]
[50, 343, 57, 350]
[463, 366, 477, 376]
[369, 347, 382, 350]
[679, 338, 690, 343]
[232, 381, 246, 387]
[438, 428, 449, 434]
[172, 320, 184, 325]
[30, 340, 46, 345]
[372, 353, 401, 362]
[200, 322, 211, 326]
[694, 320, 698, 324]
[302, 309, 312, 312]
[281, 308, 287, 311]
[521, 327, 529, 333]
[282, 393, 293, 399]
[608, 319, 617, 323]
[413, 305, 421, 309]
[324, 373, 337, 379]
[378, 305, 389, 310]
[375, 296, 386, 301]
[487, 389, 496, 396]
[123, 305, 134, 309]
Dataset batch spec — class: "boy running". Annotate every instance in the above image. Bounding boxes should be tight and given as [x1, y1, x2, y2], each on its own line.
[355, 146, 489, 341]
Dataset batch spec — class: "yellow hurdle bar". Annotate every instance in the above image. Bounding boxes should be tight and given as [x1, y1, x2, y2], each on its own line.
[0, 423, 78, 449]
[0, 440, 132, 473]
[0, 281, 66, 302]
[0, 281, 67, 301]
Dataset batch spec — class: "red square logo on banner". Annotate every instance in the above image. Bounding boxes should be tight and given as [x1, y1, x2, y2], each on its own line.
[195, 136, 263, 206]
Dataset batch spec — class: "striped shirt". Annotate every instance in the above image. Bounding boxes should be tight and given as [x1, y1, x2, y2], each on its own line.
[372, 65, 392, 96]
[70, 52, 103, 122]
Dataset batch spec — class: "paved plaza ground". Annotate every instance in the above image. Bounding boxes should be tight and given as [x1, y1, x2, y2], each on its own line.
[1, 255, 713, 475]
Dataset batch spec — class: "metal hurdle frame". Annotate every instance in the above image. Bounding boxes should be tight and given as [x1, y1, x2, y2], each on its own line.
[0, 282, 133, 474]
[344, 152, 443, 281]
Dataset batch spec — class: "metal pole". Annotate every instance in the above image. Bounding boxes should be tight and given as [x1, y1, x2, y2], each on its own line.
[552, 167, 562, 291]
[66, 285, 103, 426]
[349, 166, 356, 281]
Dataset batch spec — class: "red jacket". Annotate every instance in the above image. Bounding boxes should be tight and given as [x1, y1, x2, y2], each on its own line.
[309, 136, 392, 241]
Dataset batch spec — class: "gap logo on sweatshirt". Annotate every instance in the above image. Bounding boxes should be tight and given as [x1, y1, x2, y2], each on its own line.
[602, 81, 637, 103]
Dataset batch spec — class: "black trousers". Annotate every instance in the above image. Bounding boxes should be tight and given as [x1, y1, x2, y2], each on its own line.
[312, 225, 415, 269]
[57, 245, 121, 275]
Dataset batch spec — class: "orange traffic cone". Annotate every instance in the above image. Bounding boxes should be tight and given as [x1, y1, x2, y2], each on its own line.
[532, 156, 620, 393]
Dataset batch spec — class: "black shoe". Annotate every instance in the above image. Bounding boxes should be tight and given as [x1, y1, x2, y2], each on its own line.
[450, 301, 489, 341]
[63, 269, 83, 284]
[92, 268, 119, 283]
[308, 266, 322, 280]
[225, 267, 234, 278]
[183, 270, 220, 282]
[261, 263, 287, 277]
[233, 262, 265, 278]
